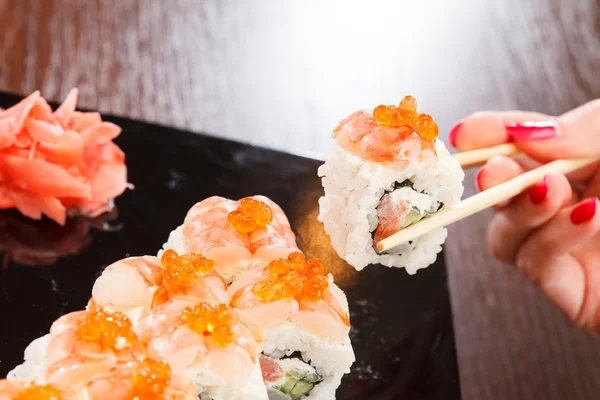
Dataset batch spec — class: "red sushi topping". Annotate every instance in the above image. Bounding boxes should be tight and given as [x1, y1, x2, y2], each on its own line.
[227, 197, 273, 233]
[160, 249, 215, 291]
[131, 358, 172, 399]
[14, 382, 65, 400]
[373, 96, 439, 141]
[181, 303, 237, 347]
[78, 300, 138, 350]
[252, 252, 329, 302]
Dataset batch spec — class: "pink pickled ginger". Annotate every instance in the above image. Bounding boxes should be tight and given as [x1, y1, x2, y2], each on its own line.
[0, 89, 130, 225]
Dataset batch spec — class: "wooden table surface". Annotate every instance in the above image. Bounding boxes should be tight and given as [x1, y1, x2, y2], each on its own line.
[2, 0, 600, 398]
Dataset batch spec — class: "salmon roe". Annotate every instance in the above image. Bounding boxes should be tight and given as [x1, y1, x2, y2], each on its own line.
[373, 96, 439, 141]
[228, 198, 273, 233]
[160, 249, 214, 291]
[78, 301, 137, 350]
[181, 303, 237, 347]
[15, 383, 63, 400]
[131, 358, 172, 399]
[252, 252, 329, 302]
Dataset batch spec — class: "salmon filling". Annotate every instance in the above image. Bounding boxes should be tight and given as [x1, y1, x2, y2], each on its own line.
[372, 180, 442, 247]
[260, 353, 322, 400]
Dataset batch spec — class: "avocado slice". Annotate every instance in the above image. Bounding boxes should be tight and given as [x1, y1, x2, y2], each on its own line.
[289, 380, 315, 399]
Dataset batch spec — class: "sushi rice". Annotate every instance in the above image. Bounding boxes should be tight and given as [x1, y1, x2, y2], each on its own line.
[318, 139, 464, 274]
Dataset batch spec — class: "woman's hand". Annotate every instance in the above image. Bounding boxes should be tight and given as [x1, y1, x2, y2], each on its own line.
[450, 100, 600, 334]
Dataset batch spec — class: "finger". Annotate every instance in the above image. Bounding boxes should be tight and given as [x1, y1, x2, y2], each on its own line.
[475, 156, 525, 208]
[515, 197, 600, 332]
[449, 111, 552, 151]
[508, 99, 600, 165]
[487, 173, 573, 264]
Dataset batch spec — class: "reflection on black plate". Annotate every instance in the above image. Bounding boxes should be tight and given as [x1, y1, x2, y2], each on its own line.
[0, 92, 460, 399]
[0, 209, 120, 267]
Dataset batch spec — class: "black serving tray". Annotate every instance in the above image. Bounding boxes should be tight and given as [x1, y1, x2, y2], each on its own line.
[0, 92, 460, 399]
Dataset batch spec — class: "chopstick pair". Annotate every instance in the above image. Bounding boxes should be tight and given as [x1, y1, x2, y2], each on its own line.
[376, 144, 599, 253]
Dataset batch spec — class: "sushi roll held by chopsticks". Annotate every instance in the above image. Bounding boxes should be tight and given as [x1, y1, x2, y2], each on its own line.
[319, 97, 600, 273]
[318, 97, 464, 274]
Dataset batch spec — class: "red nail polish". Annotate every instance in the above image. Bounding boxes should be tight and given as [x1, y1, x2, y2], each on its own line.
[570, 197, 598, 225]
[506, 121, 557, 141]
[529, 175, 549, 205]
[475, 168, 484, 192]
[448, 122, 462, 148]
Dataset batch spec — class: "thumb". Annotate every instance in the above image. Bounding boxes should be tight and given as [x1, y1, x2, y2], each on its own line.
[510, 99, 600, 162]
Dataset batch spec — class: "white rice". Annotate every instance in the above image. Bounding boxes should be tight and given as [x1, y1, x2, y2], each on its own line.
[7, 334, 49, 382]
[194, 362, 268, 400]
[318, 140, 464, 274]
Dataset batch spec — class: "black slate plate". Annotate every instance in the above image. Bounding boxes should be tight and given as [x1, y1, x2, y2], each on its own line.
[0, 92, 460, 399]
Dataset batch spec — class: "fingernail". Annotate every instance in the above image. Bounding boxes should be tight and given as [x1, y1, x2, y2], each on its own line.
[448, 122, 463, 147]
[506, 121, 557, 141]
[529, 175, 549, 205]
[475, 168, 484, 192]
[570, 197, 598, 225]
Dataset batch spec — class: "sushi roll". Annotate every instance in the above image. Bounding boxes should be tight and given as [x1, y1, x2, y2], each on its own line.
[8, 300, 145, 390]
[137, 301, 268, 400]
[228, 252, 354, 400]
[161, 196, 300, 282]
[94, 251, 268, 399]
[318, 96, 464, 274]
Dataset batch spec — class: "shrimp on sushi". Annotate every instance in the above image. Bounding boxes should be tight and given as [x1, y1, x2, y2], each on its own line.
[45, 300, 145, 391]
[228, 252, 354, 400]
[318, 96, 464, 274]
[85, 358, 197, 400]
[161, 196, 299, 282]
[137, 301, 267, 400]
[8, 300, 144, 392]
[0, 379, 74, 399]
[92, 251, 229, 325]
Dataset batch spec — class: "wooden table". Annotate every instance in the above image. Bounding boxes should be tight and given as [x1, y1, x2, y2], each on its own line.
[2, 1, 599, 398]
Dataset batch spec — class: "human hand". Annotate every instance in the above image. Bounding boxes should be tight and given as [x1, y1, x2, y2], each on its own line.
[449, 100, 600, 334]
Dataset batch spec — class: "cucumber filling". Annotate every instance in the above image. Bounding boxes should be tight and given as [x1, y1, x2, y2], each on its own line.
[267, 354, 323, 400]
[390, 180, 442, 228]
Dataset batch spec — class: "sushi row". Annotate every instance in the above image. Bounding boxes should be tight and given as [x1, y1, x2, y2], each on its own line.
[4, 196, 354, 399]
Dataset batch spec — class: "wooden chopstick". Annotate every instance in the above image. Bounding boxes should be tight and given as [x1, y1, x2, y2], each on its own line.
[453, 143, 522, 169]
[376, 157, 600, 253]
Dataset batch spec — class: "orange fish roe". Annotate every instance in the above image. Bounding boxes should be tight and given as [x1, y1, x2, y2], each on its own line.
[15, 383, 64, 400]
[252, 252, 329, 302]
[227, 198, 273, 233]
[181, 303, 238, 347]
[131, 358, 172, 399]
[373, 96, 439, 141]
[160, 249, 214, 291]
[78, 301, 137, 350]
